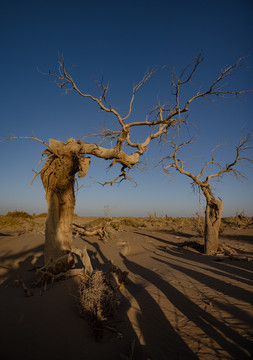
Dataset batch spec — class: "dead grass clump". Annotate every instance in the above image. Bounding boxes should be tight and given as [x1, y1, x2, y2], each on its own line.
[33, 212, 47, 218]
[169, 217, 191, 233]
[192, 212, 205, 237]
[79, 270, 119, 340]
[191, 213, 224, 237]
[223, 212, 253, 229]
[119, 218, 140, 227]
[0, 211, 34, 228]
[6, 211, 32, 219]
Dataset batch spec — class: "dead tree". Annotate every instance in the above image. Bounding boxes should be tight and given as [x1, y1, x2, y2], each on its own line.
[17, 55, 186, 274]
[2, 54, 251, 270]
[161, 134, 252, 255]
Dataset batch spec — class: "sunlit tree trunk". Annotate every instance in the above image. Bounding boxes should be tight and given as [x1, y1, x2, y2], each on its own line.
[203, 186, 223, 255]
[41, 140, 90, 273]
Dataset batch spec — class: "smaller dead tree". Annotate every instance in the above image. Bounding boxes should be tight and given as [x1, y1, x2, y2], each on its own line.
[161, 133, 253, 255]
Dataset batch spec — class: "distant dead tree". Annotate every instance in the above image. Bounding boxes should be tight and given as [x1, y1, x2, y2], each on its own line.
[154, 55, 252, 255]
[1, 54, 251, 273]
[161, 133, 253, 254]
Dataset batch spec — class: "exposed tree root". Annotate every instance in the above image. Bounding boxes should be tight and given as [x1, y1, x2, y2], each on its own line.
[35, 246, 93, 287]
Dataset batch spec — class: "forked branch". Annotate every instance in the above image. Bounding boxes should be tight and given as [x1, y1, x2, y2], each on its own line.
[161, 132, 253, 189]
[38, 54, 252, 175]
[91, 166, 137, 187]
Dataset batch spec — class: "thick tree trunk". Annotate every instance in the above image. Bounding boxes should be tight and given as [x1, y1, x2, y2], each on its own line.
[204, 198, 223, 255]
[41, 139, 90, 273]
[44, 186, 76, 272]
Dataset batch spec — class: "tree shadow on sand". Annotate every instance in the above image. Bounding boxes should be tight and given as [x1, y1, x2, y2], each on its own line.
[120, 253, 253, 360]
[79, 236, 198, 360]
[137, 230, 253, 284]
[220, 233, 253, 245]
[0, 236, 138, 360]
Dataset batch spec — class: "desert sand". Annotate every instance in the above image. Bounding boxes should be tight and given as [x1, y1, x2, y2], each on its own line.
[0, 215, 252, 360]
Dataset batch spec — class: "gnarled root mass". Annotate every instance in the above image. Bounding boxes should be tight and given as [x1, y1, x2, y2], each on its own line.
[35, 246, 93, 287]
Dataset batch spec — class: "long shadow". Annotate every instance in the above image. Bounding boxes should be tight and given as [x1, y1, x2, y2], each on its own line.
[121, 254, 253, 359]
[137, 231, 253, 283]
[79, 236, 145, 358]
[211, 299, 253, 324]
[80, 236, 197, 359]
[0, 243, 44, 284]
[125, 277, 198, 360]
[135, 231, 183, 247]
[221, 234, 253, 245]
[155, 245, 253, 287]
[153, 256, 253, 305]
[80, 237, 111, 271]
[157, 228, 195, 238]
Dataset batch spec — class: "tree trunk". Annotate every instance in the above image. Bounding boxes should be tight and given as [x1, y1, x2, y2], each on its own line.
[204, 198, 223, 255]
[43, 184, 76, 272]
[41, 139, 90, 273]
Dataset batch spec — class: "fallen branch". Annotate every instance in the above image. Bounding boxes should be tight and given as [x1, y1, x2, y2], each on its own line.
[73, 222, 112, 242]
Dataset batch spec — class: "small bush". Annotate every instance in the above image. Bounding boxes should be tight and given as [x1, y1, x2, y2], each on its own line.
[119, 218, 140, 227]
[192, 213, 205, 237]
[0, 211, 34, 228]
[222, 212, 253, 228]
[6, 211, 32, 219]
[33, 212, 47, 218]
[79, 270, 118, 340]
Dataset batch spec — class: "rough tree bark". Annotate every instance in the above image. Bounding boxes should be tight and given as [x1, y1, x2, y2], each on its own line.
[41, 138, 90, 273]
[202, 186, 223, 255]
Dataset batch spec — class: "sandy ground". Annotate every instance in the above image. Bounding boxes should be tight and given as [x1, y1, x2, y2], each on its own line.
[0, 218, 253, 360]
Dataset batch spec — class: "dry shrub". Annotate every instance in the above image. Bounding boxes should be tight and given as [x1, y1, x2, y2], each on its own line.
[79, 270, 119, 340]
[33, 212, 47, 218]
[119, 218, 140, 227]
[192, 212, 205, 237]
[192, 213, 224, 236]
[0, 211, 34, 228]
[222, 212, 253, 229]
[235, 212, 253, 228]
[6, 211, 32, 219]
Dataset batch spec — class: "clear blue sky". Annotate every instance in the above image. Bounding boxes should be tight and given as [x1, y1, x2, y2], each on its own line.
[1, 0, 253, 217]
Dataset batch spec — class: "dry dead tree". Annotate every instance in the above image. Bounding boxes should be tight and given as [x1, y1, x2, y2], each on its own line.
[1, 54, 183, 277]
[2, 54, 251, 271]
[161, 133, 253, 255]
[155, 55, 252, 255]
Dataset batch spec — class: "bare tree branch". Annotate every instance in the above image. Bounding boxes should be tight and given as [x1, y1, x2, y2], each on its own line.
[39, 54, 251, 171]
[0, 136, 49, 148]
[161, 132, 253, 191]
[91, 166, 137, 187]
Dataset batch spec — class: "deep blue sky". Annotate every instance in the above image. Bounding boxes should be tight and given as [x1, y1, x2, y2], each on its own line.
[1, 0, 253, 217]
